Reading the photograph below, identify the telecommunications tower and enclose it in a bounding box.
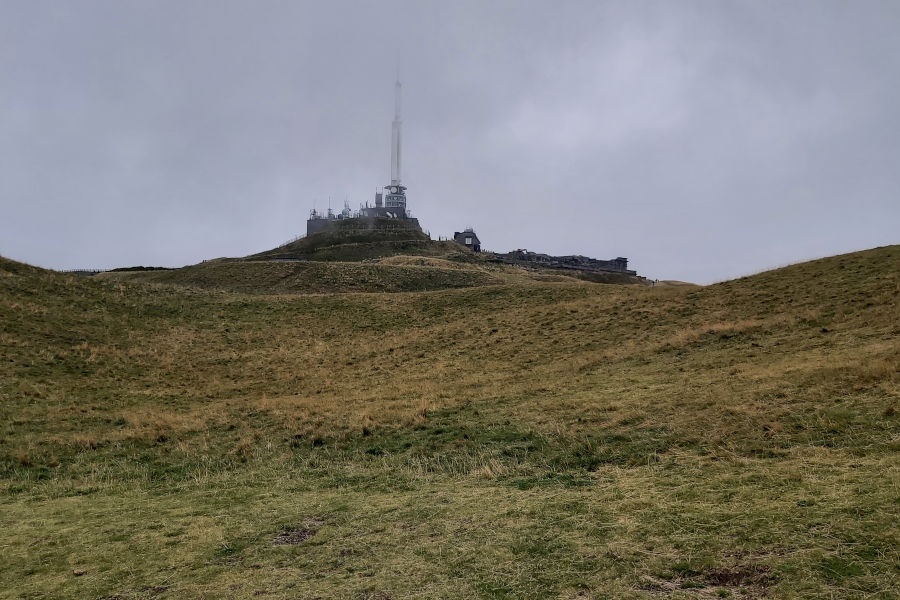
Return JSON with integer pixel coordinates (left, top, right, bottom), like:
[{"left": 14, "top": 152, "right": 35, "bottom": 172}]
[{"left": 383, "top": 78, "right": 407, "bottom": 213}]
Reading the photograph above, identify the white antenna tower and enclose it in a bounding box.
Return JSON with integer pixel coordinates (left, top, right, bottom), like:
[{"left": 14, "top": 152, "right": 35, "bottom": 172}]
[{"left": 390, "top": 78, "right": 402, "bottom": 185}]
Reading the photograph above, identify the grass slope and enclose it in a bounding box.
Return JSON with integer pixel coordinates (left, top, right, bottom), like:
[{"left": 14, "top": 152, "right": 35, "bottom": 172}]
[
  {"left": 1, "top": 246, "right": 898, "bottom": 599},
  {"left": 99, "top": 259, "right": 503, "bottom": 294}
]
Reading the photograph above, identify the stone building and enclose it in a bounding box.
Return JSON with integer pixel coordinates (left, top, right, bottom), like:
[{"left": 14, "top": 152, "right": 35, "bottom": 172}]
[
  {"left": 494, "top": 249, "right": 633, "bottom": 274},
  {"left": 453, "top": 228, "right": 481, "bottom": 252}
]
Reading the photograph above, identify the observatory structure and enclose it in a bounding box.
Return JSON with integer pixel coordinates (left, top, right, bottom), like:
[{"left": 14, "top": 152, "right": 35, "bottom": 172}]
[{"left": 307, "top": 79, "right": 419, "bottom": 235}]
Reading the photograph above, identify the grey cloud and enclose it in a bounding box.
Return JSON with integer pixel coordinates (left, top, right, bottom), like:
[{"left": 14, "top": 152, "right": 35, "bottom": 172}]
[{"left": 1, "top": 0, "right": 897, "bottom": 282}]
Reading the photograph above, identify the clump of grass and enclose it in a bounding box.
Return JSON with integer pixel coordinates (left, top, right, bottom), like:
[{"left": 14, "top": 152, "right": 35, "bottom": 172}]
[
  {"left": 15, "top": 451, "right": 31, "bottom": 467},
  {"left": 74, "top": 437, "right": 98, "bottom": 450},
  {"left": 234, "top": 438, "right": 255, "bottom": 457}
]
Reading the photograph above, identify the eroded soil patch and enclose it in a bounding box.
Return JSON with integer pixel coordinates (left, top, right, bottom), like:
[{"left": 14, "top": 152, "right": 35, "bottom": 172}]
[
  {"left": 707, "top": 565, "right": 773, "bottom": 588},
  {"left": 272, "top": 518, "right": 324, "bottom": 545},
  {"left": 640, "top": 564, "right": 774, "bottom": 598}
]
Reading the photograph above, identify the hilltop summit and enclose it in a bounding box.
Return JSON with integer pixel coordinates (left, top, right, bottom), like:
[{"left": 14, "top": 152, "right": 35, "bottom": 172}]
[{"left": 245, "top": 217, "right": 462, "bottom": 263}]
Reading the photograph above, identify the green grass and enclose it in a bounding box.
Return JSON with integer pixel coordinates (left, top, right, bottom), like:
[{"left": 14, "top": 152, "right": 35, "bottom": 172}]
[{"left": 1, "top": 245, "right": 898, "bottom": 599}]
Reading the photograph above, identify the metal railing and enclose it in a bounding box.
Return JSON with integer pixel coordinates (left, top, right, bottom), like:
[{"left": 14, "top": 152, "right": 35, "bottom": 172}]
[{"left": 278, "top": 233, "right": 306, "bottom": 247}]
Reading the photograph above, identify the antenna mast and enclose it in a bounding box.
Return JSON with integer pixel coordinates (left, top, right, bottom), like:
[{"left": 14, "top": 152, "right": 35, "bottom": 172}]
[{"left": 390, "top": 78, "right": 402, "bottom": 185}]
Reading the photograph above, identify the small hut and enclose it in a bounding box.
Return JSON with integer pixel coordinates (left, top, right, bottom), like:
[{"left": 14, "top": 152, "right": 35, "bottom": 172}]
[{"left": 453, "top": 228, "right": 481, "bottom": 252}]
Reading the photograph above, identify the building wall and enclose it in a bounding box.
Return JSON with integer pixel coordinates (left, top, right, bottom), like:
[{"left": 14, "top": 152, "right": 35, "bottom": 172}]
[
  {"left": 307, "top": 215, "right": 421, "bottom": 237},
  {"left": 494, "top": 250, "right": 634, "bottom": 274}
]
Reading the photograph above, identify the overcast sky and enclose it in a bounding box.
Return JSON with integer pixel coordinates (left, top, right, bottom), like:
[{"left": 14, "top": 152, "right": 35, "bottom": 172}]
[{"left": 1, "top": 1, "right": 897, "bottom": 283}]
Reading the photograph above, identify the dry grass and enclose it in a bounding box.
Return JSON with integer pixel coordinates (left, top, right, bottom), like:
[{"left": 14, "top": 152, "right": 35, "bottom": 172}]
[{"left": 0, "top": 246, "right": 898, "bottom": 599}]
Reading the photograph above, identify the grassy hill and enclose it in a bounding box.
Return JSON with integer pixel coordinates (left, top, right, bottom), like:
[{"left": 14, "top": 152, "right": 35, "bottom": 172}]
[
  {"left": 98, "top": 259, "right": 504, "bottom": 294},
  {"left": 105, "top": 219, "right": 646, "bottom": 294},
  {"left": 99, "top": 254, "right": 645, "bottom": 295},
  {"left": 1, "top": 246, "right": 898, "bottom": 599}
]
